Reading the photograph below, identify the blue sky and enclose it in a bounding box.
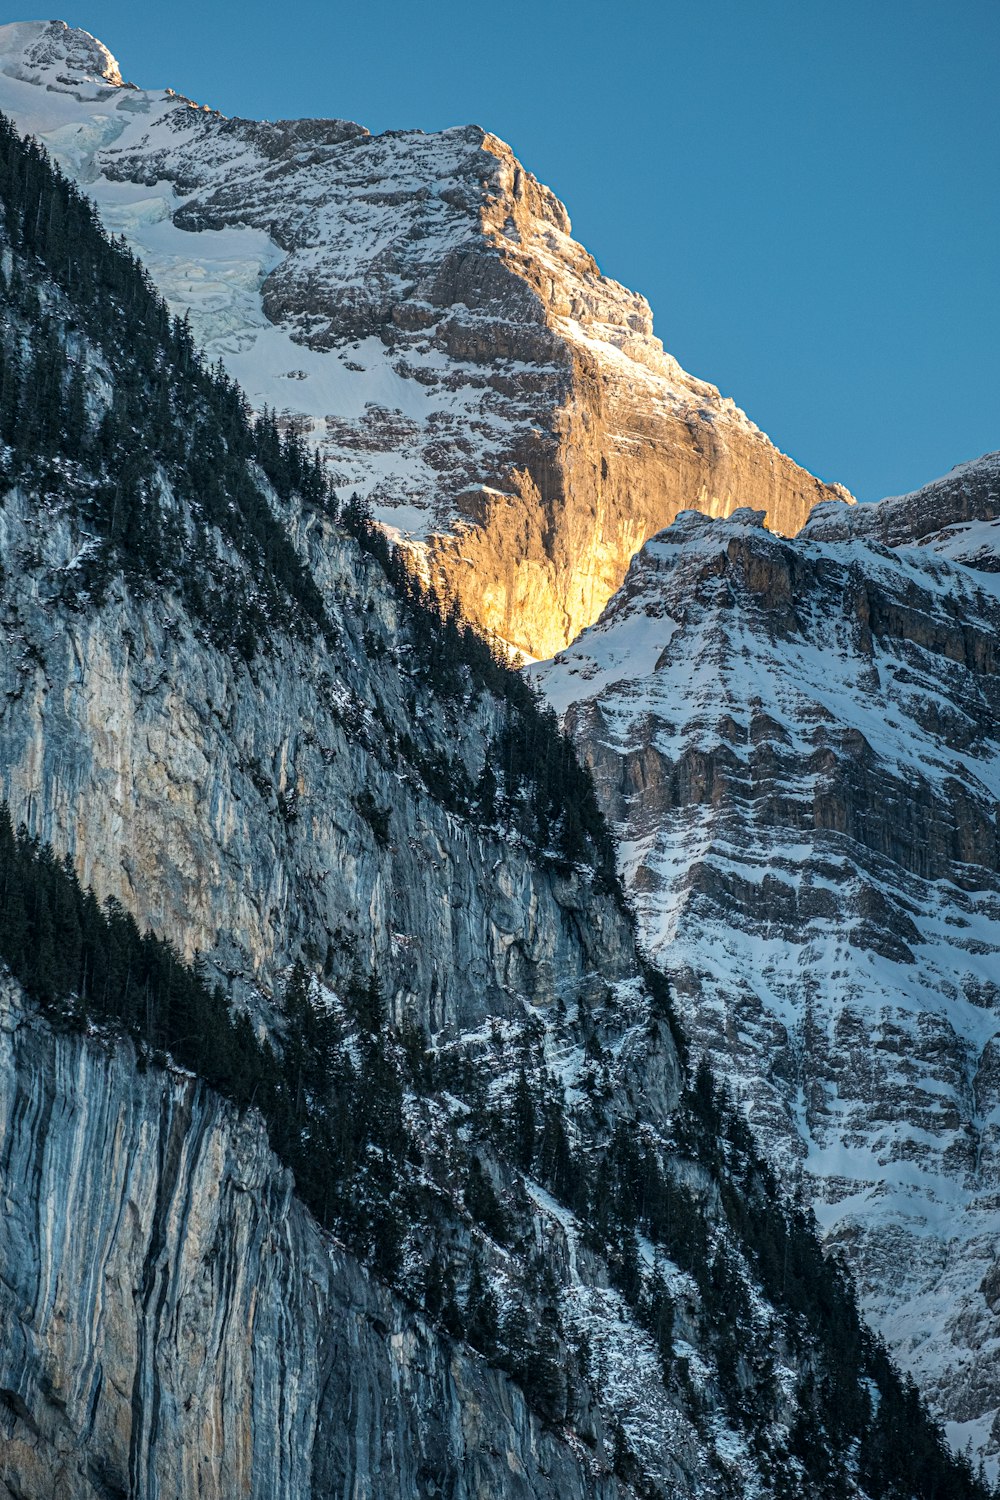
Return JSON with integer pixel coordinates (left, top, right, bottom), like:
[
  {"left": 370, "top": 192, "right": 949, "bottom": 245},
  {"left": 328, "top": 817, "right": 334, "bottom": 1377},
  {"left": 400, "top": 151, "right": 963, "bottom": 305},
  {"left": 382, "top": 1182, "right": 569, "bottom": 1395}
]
[{"left": 59, "top": 0, "right": 998, "bottom": 501}]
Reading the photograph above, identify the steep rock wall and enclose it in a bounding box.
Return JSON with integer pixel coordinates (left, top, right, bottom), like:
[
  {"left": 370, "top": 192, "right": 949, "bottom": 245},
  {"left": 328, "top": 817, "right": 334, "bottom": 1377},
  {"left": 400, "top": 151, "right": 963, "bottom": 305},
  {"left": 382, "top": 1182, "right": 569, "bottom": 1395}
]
[
  {"left": 0, "top": 975, "right": 623, "bottom": 1500},
  {"left": 417, "top": 134, "right": 853, "bottom": 657},
  {"left": 0, "top": 486, "right": 633, "bottom": 1029}
]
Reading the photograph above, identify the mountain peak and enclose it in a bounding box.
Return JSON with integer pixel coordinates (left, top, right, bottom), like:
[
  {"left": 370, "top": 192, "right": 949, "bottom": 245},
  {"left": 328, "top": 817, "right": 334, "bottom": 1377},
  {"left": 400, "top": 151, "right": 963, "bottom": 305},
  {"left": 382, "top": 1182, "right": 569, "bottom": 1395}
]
[
  {"left": 0, "top": 18, "right": 853, "bottom": 660},
  {"left": 0, "top": 19, "right": 125, "bottom": 91},
  {"left": 802, "top": 447, "right": 1000, "bottom": 550}
]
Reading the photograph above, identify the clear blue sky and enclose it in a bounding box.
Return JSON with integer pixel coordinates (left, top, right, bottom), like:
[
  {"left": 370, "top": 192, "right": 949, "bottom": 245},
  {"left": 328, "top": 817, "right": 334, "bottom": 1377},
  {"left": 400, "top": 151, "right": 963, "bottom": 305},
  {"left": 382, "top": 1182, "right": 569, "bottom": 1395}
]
[{"left": 59, "top": 0, "right": 998, "bottom": 501}]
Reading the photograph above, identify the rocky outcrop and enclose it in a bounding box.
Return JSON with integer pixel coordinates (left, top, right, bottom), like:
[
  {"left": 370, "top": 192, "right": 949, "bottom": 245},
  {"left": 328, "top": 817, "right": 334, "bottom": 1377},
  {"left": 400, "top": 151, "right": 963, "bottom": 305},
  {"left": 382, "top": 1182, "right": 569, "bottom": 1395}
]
[
  {"left": 535, "top": 456, "right": 1000, "bottom": 1477},
  {"left": 0, "top": 20, "right": 851, "bottom": 658},
  {"left": 803, "top": 449, "right": 1000, "bottom": 551},
  {"left": 0, "top": 479, "right": 828, "bottom": 1497},
  {"left": 0, "top": 974, "right": 628, "bottom": 1500},
  {"left": 0, "top": 473, "right": 738, "bottom": 1495}
]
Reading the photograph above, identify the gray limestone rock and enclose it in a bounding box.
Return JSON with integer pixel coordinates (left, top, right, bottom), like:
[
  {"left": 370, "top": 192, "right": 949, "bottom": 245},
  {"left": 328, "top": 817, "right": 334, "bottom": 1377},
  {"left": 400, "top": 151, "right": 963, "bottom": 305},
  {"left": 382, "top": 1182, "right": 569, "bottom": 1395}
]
[{"left": 0, "top": 975, "right": 624, "bottom": 1500}]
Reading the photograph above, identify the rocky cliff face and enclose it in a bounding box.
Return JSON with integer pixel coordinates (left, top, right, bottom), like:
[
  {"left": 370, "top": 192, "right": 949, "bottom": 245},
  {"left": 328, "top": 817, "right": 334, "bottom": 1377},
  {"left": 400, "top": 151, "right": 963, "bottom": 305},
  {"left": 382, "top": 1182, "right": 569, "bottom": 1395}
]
[
  {"left": 0, "top": 19, "right": 851, "bottom": 658},
  {"left": 535, "top": 453, "right": 1000, "bottom": 1476},
  {"left": 0, "top": 477, "right": 712, "bottom": 1494},
  {"left": 0, "top": 474, "right": 866, "bottom": 1500},
  {"left": 0, "top": 972, "right": 634, "bottom": 1500},
  {"left": 0, "top": 473, "right": 636, "bottom": 1031}
]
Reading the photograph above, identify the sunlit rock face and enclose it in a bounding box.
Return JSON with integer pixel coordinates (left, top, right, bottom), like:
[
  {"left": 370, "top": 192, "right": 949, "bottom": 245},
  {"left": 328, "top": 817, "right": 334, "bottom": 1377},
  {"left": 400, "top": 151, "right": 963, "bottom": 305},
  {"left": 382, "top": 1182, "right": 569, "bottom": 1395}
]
[
  {"left": 534, "top": 452, "right": 1000, "bottom": 1476},
  {"left": 0, "top": 19, "right": 850, "bottom": 657}
]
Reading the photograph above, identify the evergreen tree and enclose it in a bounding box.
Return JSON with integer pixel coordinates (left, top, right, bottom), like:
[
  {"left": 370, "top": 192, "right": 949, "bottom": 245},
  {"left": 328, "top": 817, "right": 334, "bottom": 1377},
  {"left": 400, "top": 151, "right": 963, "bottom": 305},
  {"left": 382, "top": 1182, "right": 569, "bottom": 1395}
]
[
  {"left": 511, "top": 1067, "right": 536, "bottom": 1169},
  {"left": 464, "top": 1257, "right": 500, "bottom": 1357}
]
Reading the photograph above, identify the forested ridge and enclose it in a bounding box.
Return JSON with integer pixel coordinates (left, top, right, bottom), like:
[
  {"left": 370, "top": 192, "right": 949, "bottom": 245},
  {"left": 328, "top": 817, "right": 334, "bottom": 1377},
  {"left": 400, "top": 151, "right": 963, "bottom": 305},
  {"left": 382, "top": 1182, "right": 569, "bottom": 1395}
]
[{"left": 0, "top": 114, "right": 331, "bottom": 656}]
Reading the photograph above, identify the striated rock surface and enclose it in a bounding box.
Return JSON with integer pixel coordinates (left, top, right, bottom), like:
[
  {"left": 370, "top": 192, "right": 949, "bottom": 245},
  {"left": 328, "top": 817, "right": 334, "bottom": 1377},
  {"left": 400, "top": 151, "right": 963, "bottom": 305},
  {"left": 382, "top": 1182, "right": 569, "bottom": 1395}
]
[
  {"left": 0, "top": 19, "right": 851, "bottom": 657},
  {"left": 0, "top": 474, "right": 866, "bottom": 1500},
  {"left": 0, "top": 390, "right": 721, "bottom": 1496},
  {"left": 0, "top": 478, "right": 634, "bottom": 1032},
  {"left": 0, "top": 479, "right": 728, "bottom": 1495},
  {"left": 535, "top": 453, "right": 1000, "bottom": 1475},
  {"left": 0, "top": 973, "right": 629, "bottom": 1500}
]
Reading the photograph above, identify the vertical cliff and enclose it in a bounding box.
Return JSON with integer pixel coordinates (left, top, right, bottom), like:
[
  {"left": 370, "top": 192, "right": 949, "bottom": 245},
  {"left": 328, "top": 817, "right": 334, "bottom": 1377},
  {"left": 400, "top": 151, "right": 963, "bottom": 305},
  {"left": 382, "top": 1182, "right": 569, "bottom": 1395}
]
[
  {"left": 0, "top": 974, "right": 631, "bottom": 1500},
  {"left": 0, "top": 474, "right": 636, "bottom": 1028}
]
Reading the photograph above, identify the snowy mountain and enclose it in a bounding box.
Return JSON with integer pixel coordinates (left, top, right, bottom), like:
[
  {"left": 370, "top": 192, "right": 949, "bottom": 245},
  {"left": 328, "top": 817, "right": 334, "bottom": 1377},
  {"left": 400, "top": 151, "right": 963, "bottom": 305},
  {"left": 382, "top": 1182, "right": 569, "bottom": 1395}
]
[
  {"left": 1, "top": 105, "right": 983, "bottom": 1500},
  {"left": 0, "top": 19, "right": 851, "bottom": 657},
  {"left": 534, "top": 453, "right": 1000, "bottom": 1476}
]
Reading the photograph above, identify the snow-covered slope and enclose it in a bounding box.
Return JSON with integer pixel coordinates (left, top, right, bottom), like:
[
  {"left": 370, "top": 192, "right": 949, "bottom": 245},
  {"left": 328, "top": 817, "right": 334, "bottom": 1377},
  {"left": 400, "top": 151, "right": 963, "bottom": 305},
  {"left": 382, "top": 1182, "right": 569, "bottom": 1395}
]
[
  {"left": 0, "top": 19, "right": 851, "bottom": 657},
  {"left": 533, "top": 452, "right": 1000, "bottom": 1476}
]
